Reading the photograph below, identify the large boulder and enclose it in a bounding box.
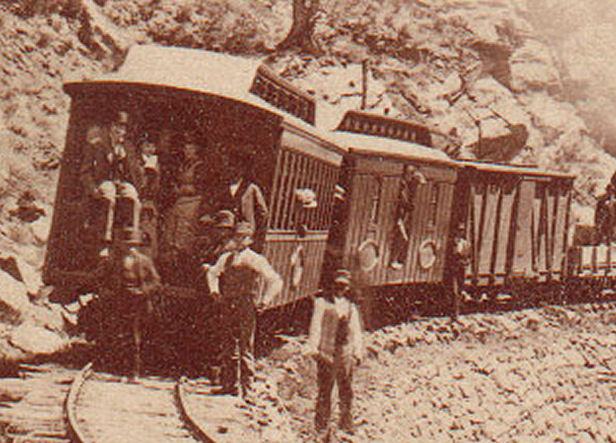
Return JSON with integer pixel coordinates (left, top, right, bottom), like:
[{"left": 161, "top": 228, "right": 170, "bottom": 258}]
[
  {"left": 509, "top": 40, "right": 560, "bottom": 92},
  {"left": 29, "top": 213, "right": 51, "bottom": 246},
  {"left": 0, "top": 270, "right": 31, "bottom": 320},
  {"left": 8, "top": 321, "right": 69, "bottom": 355},
  {"left": 16, "top": 257, "right": 43, "bottom": 297}
]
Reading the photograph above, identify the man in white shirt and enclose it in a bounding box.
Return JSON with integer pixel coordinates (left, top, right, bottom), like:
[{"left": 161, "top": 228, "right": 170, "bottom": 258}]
[
  {"left": 309, "top": 269, "right": 364, "bottom": 438},
  {"left": 204, "top": 222, "right": 282, "bottom": 397}
]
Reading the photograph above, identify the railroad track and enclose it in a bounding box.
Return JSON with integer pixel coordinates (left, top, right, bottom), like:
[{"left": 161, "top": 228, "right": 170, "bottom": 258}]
[{"left": 64, "top": 363, "right": 258, "bottom": 442}]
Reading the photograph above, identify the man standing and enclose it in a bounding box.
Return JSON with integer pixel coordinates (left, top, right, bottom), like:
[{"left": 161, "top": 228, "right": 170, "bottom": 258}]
[
  {"left": 137, "top": 134, "right": 161, "bottom": 259},
  {"left": 205, "top": 222, "right": 282, "bottom": 397},
  {"left": 596, "top": 174, "right": 616, "bottom": 244},
  {"left": 221, "top": 151, "right": 269, "bottom": 250},
  {"left": 308, "top": 269, "right": 364, "bottom": 439},
  {"left": 447, "top": 222, "right": 471, "bottom": 321},
  {"left": 81, "top": 111, "right": 142, "bottom": 257},
  {"left": 97, "top": 227, "right": 161, "bottom": 378}
]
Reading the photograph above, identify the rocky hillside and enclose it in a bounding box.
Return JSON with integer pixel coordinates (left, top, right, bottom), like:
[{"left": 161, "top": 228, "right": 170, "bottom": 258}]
[
  {"left": 1, "top": 0, "right": 615, "bottom": 222},
  {"left": 0, "top": 0, "right": 615, "bottom": 356}
]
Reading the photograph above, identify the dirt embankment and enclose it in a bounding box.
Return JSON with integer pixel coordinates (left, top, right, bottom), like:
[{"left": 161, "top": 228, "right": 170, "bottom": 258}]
[{"left": 259, "top": 303, "right": 616, "bottom": 442}]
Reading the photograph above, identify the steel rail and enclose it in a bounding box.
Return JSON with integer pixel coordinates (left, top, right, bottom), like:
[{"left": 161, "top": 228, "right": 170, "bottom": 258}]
[
  {"left": 64, "top": 362, "right": 93, "bottom": 443},
  {"left": 175, "top": 376, "right": 215, "bottom": 443}
]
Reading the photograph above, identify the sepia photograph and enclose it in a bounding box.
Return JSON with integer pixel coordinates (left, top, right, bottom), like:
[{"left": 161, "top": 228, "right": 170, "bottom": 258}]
[{"left": 0, "top": 0, "right": 616, "bottom": 441}]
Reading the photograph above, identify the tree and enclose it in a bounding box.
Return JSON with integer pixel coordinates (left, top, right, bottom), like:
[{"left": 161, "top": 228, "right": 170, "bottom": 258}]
[{"left": 277, "top": 0, "right": 321, "bottom": 54}]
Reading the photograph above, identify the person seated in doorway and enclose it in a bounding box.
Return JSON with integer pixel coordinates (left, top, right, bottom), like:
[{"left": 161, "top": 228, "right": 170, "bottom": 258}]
[
  {"left": 137, "top": 134, "right": 161, "bottom": 259},
  {"left": 80, "top": 110, "right": 143, "bottom": 258}
]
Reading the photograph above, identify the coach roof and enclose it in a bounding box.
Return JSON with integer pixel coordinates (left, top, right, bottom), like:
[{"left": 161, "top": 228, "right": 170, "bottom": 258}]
[
  {"left": 63, "top": 45, "right": 341, "bottom": 151},
  {"left": 332, "top": 129, "right": 457, "bottom": 166},
  {"left": 457, "top": 159, "right": 575, "bottom": 179}
]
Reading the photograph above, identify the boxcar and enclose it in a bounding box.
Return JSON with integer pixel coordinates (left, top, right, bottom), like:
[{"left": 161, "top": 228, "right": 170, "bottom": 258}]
[
  {"left": 43, "top": 45, "right": 344, "bottom": 309},
  {"left": 326, "top": 111, "right": 460, "bottom": 289},
  {"left": 452, "top": 160, "right": 574, "bottom": 292}
]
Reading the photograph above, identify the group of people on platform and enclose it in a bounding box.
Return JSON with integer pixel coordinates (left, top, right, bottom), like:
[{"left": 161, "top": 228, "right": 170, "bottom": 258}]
[
  {"left": 79, "top": 110, "right": 364, "bottom": 439},
  {"left": 79, "top": 110, "right": 269, "bottom": 264}
]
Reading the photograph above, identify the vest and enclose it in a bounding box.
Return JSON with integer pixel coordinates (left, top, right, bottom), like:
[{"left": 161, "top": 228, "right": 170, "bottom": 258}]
[{"left": 219, "top": 251, "right": 260, "bottom": 303}]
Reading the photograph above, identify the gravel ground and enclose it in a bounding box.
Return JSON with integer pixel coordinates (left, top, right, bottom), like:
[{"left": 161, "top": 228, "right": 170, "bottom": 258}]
[{"left": 257, "top": 302, "right": 616, "bottom": 442}]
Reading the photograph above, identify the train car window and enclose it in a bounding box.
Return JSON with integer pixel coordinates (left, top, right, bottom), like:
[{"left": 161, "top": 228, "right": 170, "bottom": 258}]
[
  {"left": 369, "top": 175, "right": 383, "bottom": 228},
  {"left": 427, "top": 183, "right": 440, "bottom": 230}
]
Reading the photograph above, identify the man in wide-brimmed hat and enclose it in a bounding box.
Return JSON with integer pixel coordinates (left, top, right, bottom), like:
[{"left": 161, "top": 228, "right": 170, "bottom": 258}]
[
  {"left": 204, "top": 221, "right": 282, "bottom": 397},
  {"left": 308, "top": 268, "right": 364, "bottom": 439}
]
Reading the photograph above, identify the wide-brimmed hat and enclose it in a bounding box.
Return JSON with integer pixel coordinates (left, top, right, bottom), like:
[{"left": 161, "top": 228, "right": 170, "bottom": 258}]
[
  {"left": 333, "top": 268, "right": 351, "bottom": 286},
  {"left": 213, "top": 210, "right": 236, "bottom": 229}
]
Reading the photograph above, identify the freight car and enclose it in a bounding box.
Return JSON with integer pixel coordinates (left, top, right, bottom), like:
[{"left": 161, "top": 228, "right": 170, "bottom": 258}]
[{"left": 452, "top": 160, "right": 575, "bottom": 301}]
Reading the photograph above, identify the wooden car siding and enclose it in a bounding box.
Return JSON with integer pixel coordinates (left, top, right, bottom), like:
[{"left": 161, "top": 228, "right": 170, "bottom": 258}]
[
  {"left": 552, "top": 189, "right": 571, "bottom": 276},
  {"left": 492, "top": 185, "right": 516, "bottom": 283},
  {"left": 342, "top": 162, "right": 455, "bottom": 287},
  {"left": 263, "top": 231, "right": 330, "bottom": 308},
  {"left": 374, "top": 175, "right": 400, "bottom": 284},
  {"left": 265, "top": 139, "right": 342, "bottom": 306},
  {"left": 511, "top": 180, "right": 535, "bottom": 277},
  {"left": 465, "top": 176, "right": 572, "bottom": 286}
]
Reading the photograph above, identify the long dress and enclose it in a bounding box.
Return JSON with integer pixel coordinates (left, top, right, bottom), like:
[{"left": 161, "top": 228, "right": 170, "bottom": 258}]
[{"left": 160, "top": 158, "right": 207, "bottom": 280}]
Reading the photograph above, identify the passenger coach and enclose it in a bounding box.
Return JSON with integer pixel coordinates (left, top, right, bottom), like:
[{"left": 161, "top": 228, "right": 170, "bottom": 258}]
[
  {"left": 43, "top": 45, "right": 344, "bottom": 309},
  {"left": 326, "top": 111, "right": 460, "bottom": 290}
]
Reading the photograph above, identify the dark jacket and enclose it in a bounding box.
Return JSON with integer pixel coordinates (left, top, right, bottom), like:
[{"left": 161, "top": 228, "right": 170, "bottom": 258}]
[
  {"left": 80, "top": 125, "right": 142, "bottom": 197},
  {"left": 596, "top": 193, "right": 616, "bottom": 243}
]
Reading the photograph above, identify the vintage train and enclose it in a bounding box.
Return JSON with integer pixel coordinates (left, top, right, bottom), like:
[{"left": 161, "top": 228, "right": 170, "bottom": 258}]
[{"left": 43, "top": 45, "right": 606, "bottom": 335}]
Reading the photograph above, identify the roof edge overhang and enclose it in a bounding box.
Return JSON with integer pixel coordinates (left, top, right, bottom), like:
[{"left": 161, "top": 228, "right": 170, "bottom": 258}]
[
  {"left": 63, "top": 80, "right": 282, "bottom": 121},
  {"left": 458, "top": 160, "right": 576, "bottom": 180},
  {"left": 348, "top": 147, "right": 460, "bottom": 168}
]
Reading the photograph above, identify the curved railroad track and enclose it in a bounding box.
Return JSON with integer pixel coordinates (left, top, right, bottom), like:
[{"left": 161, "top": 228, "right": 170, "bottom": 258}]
[{"left": 64, "top": 363, "right": 255, "bottom": 442}]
